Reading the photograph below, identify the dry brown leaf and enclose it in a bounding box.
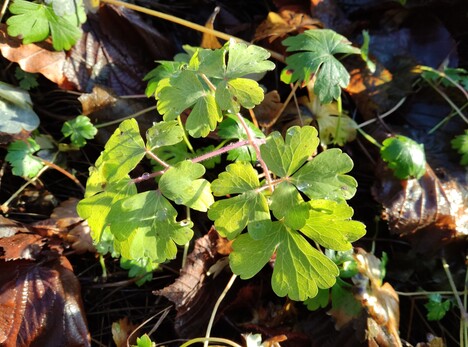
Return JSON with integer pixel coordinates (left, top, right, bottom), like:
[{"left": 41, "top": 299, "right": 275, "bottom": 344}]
[
  {"left": 0, "top": 25, "right": 67, "bottom": 86},
  {"left": 353, "top": 249, "right": 401, "bottom": 347},
  {"left": 112, "top": 317, "right": 138, "bottom": 347},
  {"left": 372, "top": 163, "right": 468, "bottom": 251},
  {"left": 0, "top": 233, "right": 45, "bottom": 261},
  {"left": 155, "top": 228, "right": 230, "bottom": 337},
  {"left": 254, "top": 10, "right": 321, "bottom": 44},
  {"left": 0, "top": 256, "right": 90, "bottom": 347},
  {"left": 50, "top": 198, "right": 95, "bottom": 254},
  {"left": 255, "top": 91, "right": 284, "bottom": 128},
  {"left": 78, "top": 85, "right": 118, "bottom": 116},
  {"left": 200, "top": 6, "right": 222, "bottom": 49}
]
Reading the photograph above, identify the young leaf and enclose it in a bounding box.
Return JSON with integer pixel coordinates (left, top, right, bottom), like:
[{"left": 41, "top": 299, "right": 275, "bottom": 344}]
[
  {"left": 6, "top": 138, "right": 44, "bottom": 178},
  {"left": 208, "top": 191, "right": 270, "bottom": 239},
  {"left": 109, "top": 191, "right": 193, "bottom": 263},
  {"left": 291, "top": 148, "right": 357, "bottom": 201},
  {"left": 451, "top": 130, "right": 468, "bottom": 166},
  {"left": 230, "top": 220, "right": 339, "bottom": 301},
  {"left": 14, "top": 68, "right": 39, "bottom": 90},
  {"left": 159, "top": 160, "right": 214, "bottom": 212},
  {"left": 157, "top": 70, "right": 222, "bottom": 137},
  {"left": 146, "top": 120, "right": 184, "bottom": 150},
  {"left": 61, "top": 115, "right": 97, "bottom": 147},
  {"left": 300, "top": 200, "right": 366, "bottom": 251},
  {"left": 211, "top": 161, "right": 261, "bottom": 196},
  {"left": 270, "top": 182, "right": 310, "bottom": 230},
  {"left": 281, "top": 29, "right": 361, "bottom": 103},
  {"left": 260, "top": 125, "right": 320, "bottom": 177},
  {"left": 120, "top": 256, "right": 159, "bottom": 286},
  {"left": 380, "top": 135, "right": 426, "bottom": 179},
  {"left": 7, "top": 0, "right": 85, "bottom": 51},
  {"left": 425, "top": 294, "right": 452, "bottom": 321},
  {"left": 132, "top": 334, "right": 155, "bottom": 347}
]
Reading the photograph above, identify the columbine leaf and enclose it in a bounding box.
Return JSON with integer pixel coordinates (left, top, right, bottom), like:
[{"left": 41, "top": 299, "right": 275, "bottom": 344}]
[
  {"left": 144, "top": 61, "right": 184, "bottom": 97},
  {"left": 0, "top": 81, "right": 39, "bottom": 134},
  {"left": 260, "top": 126, "right": 320, "bottom": 177},
  {"left": 224, "top": 40, "right": 276, "bottom": 79},
  {"left": 77, "top": 178, "right": 136, "bottom": 244},
  {"left": 451, "top": 130, "right": 468, "bottom": 166},
  {"left": 109, "top": 191, "right": 193, "bottom": 263},
  {"left": 291, "top": 148, "right": 356, "bottom": 200},
  {"left": 380, "top": 135, "right": 426, "bottom": 179},
  {"left": 300, "top": 200, "right": 366, "bottom": 251},
  {"left": 14, "top": 68, "right": 39, "bottom": 90},
  {"left": 91, "top": 119, "right": 146, "bottom": 188},
  {"left": 281, "top": 29, "right": 360, "bottom": 103},
  {"left": 270, "top": 182, "right": 310, "bottom": 230},
  {"left": 6, "top": 138, "right": 44, "bottom": 178},
  {"left": 61, "top": 115, "right": 97, "bottom": 147},
  {"left": 425, "top": 294, "right": 452, "bottom": 321},
  {"left": 208, "top": 191, "right": 270, "bottom": 239},
  {"left": 215, "top": 78, "right": 264, "bottom": 113},
  {"left": 159, "top": 161, "right": 214, "bottom": 212},
  {"left": 157, "top": 70, "right": 222, "bottom": 137},
  {"left": 7, "top": 0, "right": 84, "bottom": 51},
  {"left": 146, "top": 120, "right": 184, "bottom": 150},
  {"left": 211, "top": 161, "right": 261, "bottom": 196},
  {"left": 230, "top": 220, "right": 338, "bottom": 301}
]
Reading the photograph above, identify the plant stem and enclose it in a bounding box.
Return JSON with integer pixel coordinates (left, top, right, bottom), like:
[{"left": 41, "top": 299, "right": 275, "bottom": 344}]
[
  {"left": 191, "top": 138, "right": 265, "bottom": 164},
  {"left": 428, "top": 102, "right": 468, "bottom": 134},
  {"left": 235, "top": 113, "right": 274, "bottom": 191},
  {"left": 177, "top": 115, "right": 195, "bottom": 153},
  {"left": 40, "top": 158, "right": 85, "bottom": 192},
  {"left": 357, "top": 97, "right": 407, "bottom": 129},
  {"left": 145, "top": 148, "right": 170, "bottom": 168},
  {"left": 356, "top": 128, "right": 382, "bottom": 149},
  {"left": 179, "top": 337, "right": 241, "bottom": 347},
  {"left": 418, "top": 65, "right": 468, "bottom": 101},
  {"left": 204, "top": 274, "right": 237, "bottom": 347},
  {"left": 94, "top": 105, "right": 158, "bottom": 128},
  {"left": 426, "top": 79, "right": 468, "bottom": 124},
  {"left": 333, "top": 95, "right": 343, "bottom": 145},
  {"left": 441, "top": 257, "right": 468, "bottom": 324},
  {"left": 101, "top": 0, "right": 284, "bottom": 63},
  {"left": 264, "top": 82, "right": 300, "bottom": 129}
]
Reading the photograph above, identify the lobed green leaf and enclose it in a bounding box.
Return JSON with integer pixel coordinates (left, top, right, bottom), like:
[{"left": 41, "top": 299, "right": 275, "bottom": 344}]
[
  {"left": 270, "top": 182, "right": 310, "bottom": 230},
  {"left": 211, "top": 161, "right": 261, "bottom": 196},
  {"left": 5, "top": 138, "right": 44, "bottom": 178},
  {"left": 300, "top": 200, "right": 366, "bottom": 251},
  {"left": 146, "top": 120, "right": 184, "bottom": 150},
  {"left": 61, "top": 115, "right": 97, "bottom": 147},
  {"left": 291, "top": 148, "right": 356, "bottom": 200},
  {"left": 260, "top": 126, "right": 319, "bottom": 177},
  {"left": 109, "top": 191, "right": 193, "bottom": 263},
  {"left": 230, "top": 220, "right": 339, "bottom": 301},
  {"left": 159, "top": 160, "right": 214, "bottom": 212}
]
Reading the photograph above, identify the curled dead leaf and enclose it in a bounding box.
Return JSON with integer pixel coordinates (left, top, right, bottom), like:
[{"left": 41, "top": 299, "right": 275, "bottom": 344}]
[{"left": 0, "top": 256, "right": 90, "bottom": 347}]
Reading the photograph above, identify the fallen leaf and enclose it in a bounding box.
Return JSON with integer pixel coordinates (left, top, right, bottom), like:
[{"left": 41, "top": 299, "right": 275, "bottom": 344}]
[
  {"left": 353, "top": 248, "right": 401, "bottom": 347},
  {"left": 0, "top": 256, "right": 90, "bottom": 347},
  {"left": 78, "top": 85, "right": 118, "bottom": 116},
  {"left": 200, "top": 6, "right": 222, "bottom": 49},
  {"left": 255, "top": 90, "right": 284, "bottom": 128},
  {"left": 0, "top": 24, "right": 67, "bottom": 86},
  {"left": 254, "top": 10, "right": 321, "bottom": 44},
  {"left": 112, "top": 317, "right": 138, "bottom": 347},
  {"left": 372, "top": 163, "right": 468, "bottom": 251},
  {"left": 63, "top": 4, "right": 175, "bottom": 95},
  {"left": 0, "top": 233, "right": 45, "bottom": 261},
  {"left": 49, "top": 198, "right": 95, "bottom": 254},
  {"left": 155, "top": 227, "right": 231, "bottom": 337}
]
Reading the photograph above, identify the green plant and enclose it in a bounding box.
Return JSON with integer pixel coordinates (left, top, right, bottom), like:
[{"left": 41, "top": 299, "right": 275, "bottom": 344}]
[
  {"left": 6, "top": 0, "right": 86, "bottom": 51},
  {"left": 77, "top": 34, "right": 367, "bottom": 302}
]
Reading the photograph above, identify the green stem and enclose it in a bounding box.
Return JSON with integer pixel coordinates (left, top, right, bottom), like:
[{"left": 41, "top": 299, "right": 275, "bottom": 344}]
[
  {"left": 333, "top": 95, "right": 343, "bottom": 145},
  {"left": 204, "top": 274, "right": 237, "bottom": 347},
  {"left": 99, "top": 254, "right": 108, "bottom": 279},
  {"left": 418, "top": 65, "right": 468, "bottom": 101},
  {"left": 426, "top": 79, "right": 468, "bottom": 125},
  {"left": 264, "top": 82, "right": 300, "bottom": 129},
  {"left": 428, "top": 102, "right": 468, "bottom": 134},
  {"left": 181, "top": 207, "right": 191, "bottom": 268},
  {"left": 94, "top": 105, "right": 157, "bottom": 128},
  {"left": 178, "top": 116, "right": 195, "bottom": 153},
  {"left": 356, "top": 128, "right": 382, "bottom": 149},
  {"left": 357, "top": 97, "right": 407, "bottom": 129},
  {"left": 179, "top": 337, "right": 241, "bottom": 347},
  {"left": 441, "top": 257, "right": 468, "bottom": 325}
]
